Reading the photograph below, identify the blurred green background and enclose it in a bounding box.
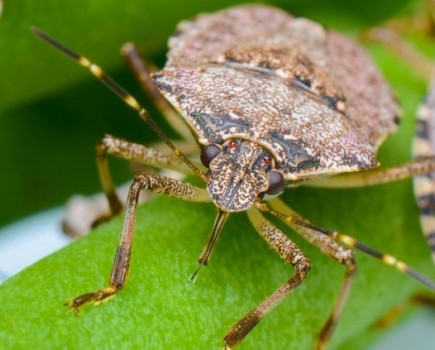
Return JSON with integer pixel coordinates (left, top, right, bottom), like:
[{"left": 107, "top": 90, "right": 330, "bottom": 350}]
[{"left": 0, "top": 0, "right": 418, "bottom": 228}]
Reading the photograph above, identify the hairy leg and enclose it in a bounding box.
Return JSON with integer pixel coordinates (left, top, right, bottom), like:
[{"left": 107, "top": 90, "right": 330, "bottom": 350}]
[
  {"left": 223, "top": 207, "right": 310, "bottom": 349},
  {"left": 96, "top": 134, "right": 200, "bottom": 217},
  {"left": 66, "top": 173, "right": 210, "bottom": 313},
  {"left": 259, "top": 199, "right": 355, "bottom": 349}
]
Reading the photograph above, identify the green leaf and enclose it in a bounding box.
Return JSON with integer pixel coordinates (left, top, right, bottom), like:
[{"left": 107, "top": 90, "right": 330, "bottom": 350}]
[
  {"left": 0, "top": 184, "right": 434, "bottom": 349},
  {"left": 1, "top": 0, "right": 434, "bottom": 349}
]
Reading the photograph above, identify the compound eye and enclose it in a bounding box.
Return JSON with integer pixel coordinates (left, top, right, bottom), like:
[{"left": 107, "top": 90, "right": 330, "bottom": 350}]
[
  {"left": 266, "top": 169, "right": 285, "bottom": 195},
  {"left": 229, "top": 140, "right": 237, "bottom": 150},
  {"left": 200, "top": 143, "right": 222, "bottom": 168}
]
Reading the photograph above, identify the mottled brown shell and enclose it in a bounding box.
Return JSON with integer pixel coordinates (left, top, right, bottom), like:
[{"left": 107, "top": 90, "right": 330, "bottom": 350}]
[{"left": 153, "top": 4, "right": 400, "bottom": 179}]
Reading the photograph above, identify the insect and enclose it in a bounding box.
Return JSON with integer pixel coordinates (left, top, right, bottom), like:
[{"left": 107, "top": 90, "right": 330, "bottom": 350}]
[{"left": 32, "top": 4, "right": 435, "bottom": 349}]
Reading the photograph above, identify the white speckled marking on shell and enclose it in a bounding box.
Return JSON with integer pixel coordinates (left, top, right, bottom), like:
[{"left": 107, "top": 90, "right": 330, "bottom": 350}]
[{"left": 154, "top": 4, "right": 400, "bottom": 179}]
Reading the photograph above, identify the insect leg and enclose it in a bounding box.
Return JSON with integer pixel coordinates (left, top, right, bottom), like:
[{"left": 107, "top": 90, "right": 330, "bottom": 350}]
[
  {"left": 120, "top": 43, "right": 194, "bottom": 141},
  {"left": 256, "top": 199, "right": 355, "bottom": 350},
  {"left": 96, "top": 134, "right": 200, "bottom": 214},
  {"left": 360, "top": 0, "right": 435, "bottom": 78},
  {"left": 223, "top": 207, "right": 310, "bottom": 349},
  {"left": 65, "top": 173, "right": 210, "bottom": 313},
  {"left": 66, "top": 134, "right": 202, "bottom": 235},
  {"left": 305, "top": 156, "right": 435, "bottom": 188},
  {"left": 306, "top": 140, "right": 435, "bottom": 264},
  {"left": 262, "top": 198, "right": 435, "bottom": 290},
  {"left": 31, "top": 27, "right": 207, "bottom": 183},
  {"left": 362, "top": 25, "right": 433, "bottom": 78},
  {"left": 258, "top": 197, "right": 435, "bottom": 348},
  {"left": 63, "top": 135, "right": 202, "bottom": 236}
]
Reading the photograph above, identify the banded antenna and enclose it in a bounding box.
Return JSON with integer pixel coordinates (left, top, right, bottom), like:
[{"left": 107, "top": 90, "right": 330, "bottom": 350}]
[{"left": 31, "top": 26, "right": 207, "bottom": 183}]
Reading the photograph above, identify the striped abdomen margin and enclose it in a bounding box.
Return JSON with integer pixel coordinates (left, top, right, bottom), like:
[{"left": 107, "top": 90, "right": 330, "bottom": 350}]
[{"left": 413, "top": 78, "right": 435, "bottom": 264}]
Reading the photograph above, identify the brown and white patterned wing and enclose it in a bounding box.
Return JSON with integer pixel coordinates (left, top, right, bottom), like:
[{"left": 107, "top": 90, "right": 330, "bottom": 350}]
[
  {"left": 167, "top": 5, "right": 400, "bottom": 151},
  {"left": 158, "top": 4, "right": 399, "bottom": 178},
  {"left": 153, "top": 65, "right": 378, "bottom": 179},
  {"left": 326, "top": 31, "right": 401, "bottom": 148},
  {"left": 167, "top": 5, "right": 293, "bottom": 66},
  {"left": 168, "top": 6, "right": 346, "bottom": 109}
]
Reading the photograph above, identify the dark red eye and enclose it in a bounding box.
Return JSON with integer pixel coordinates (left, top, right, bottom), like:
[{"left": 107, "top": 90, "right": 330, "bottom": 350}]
[
  {"left": 264, "top": 155, "right": 271, "bottom": 164},
  {"left": 229, "top": 140, "right": 237, "bottom": 149}
]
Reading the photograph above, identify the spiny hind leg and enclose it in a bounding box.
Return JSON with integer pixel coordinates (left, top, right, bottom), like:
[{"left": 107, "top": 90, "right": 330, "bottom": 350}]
[
  {"left": 223, "top": 208, "right": 311, "bottom": 349},
  {"left": 66, "top": 173, "right": 210, "bottom": 313},
  {"left": 258, "top": 199, "right": 356, "bottom": 350},
  {"left": 63, "top": 134, "right": 201, "bottom": 236},
  {"left": 120, "top": 43, "right": 194, "bottom": 141}
]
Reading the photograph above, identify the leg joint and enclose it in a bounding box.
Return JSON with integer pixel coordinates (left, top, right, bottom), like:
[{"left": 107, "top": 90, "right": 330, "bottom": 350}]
[
  {"left": 342, "top": 252, "right": 357, "bottom": 271},
  {"left": 96, "top": 134, "right": 116, "bottom": 157},
  {"left": 345, "top": 255, "right": 357, "bottom": 269},
  {"left": 130, "top": 174, "right": 149, "bottom": 194},
  {"left": 294, "top": 256, "right": 311, "bottom": 280},
  {"left": 293, "top": 254, "right": 311, "bottom": 271}
]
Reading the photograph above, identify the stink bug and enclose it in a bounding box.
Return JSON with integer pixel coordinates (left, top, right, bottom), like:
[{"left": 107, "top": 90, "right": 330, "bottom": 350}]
[{"left": 32, "top": 4, "right": 435, "bottom": 349}]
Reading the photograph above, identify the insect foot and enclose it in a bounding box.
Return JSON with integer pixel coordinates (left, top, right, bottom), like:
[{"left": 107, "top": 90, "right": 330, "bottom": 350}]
[{"left": 65, "top": 287, "right": 117, "bottom": 315}]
